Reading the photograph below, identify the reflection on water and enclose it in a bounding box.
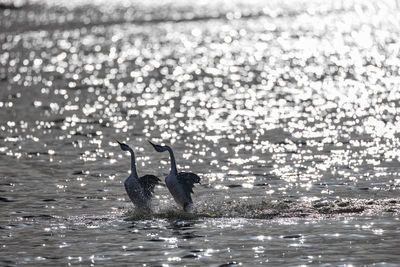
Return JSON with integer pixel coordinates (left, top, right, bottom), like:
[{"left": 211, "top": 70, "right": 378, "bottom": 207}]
[{"left": 1, "top": 0, "right": 400, "bottom": 265}]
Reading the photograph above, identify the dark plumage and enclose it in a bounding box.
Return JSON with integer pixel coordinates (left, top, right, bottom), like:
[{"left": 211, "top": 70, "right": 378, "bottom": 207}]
[
  {"left": 117, "top": 140, "right": 160, "bottom": 212},
  {"left": 139, "top": 175, "right": 160, "bottom": 199},
  {"left": 178, "top": 172, "right": 201, "bottom": 194},
  {"left": 148, "top": 141, "right": 201, "bottom": 212}
]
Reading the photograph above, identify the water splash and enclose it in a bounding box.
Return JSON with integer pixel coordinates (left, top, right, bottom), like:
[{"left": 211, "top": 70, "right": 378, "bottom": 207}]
[{"left": 123, "top": 198, "right": 400, "bottom": 221}]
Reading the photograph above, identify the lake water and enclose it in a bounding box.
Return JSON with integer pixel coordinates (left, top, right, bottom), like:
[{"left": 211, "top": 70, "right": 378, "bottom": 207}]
[{"left": 1, "top": 0, "right": 400, "bottom": 265}]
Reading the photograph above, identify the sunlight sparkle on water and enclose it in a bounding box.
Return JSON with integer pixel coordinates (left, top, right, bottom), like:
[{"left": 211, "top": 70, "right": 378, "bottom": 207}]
[{"left": 1, "top": 0, "right": 400, "bottom": 265}]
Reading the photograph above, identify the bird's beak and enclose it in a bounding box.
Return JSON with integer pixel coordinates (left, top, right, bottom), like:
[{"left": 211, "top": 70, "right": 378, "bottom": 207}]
[
  {"left": 147, "top": 139, "right": 156, "bottom": 148},
  {"left": 116, "top": 139, "right": 123, "bottom": 145}
]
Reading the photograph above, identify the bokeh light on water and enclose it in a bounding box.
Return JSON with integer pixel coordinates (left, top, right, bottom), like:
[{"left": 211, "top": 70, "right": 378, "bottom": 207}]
[{"left": 1, "top": 0, "right": 400, "bottom": 265}]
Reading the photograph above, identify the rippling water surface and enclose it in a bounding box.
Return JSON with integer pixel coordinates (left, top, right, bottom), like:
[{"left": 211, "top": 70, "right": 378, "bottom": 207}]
[{"left": 1, "top": 0, "right": 400, "bottom": 265}]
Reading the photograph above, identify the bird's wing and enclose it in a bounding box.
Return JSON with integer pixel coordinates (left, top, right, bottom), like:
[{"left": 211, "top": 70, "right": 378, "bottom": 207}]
[
  {"left": 139, "top": 175, "right": 161, "bottom": 198},
  {"left": 177, "top": 172, "right": 201, "bottom": 194}
]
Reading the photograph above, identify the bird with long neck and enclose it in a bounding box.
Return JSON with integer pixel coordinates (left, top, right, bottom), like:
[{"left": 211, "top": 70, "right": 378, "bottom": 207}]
[
  {"left": 117, "top": 140, "right": 160, "bottom": 212},
  {"left": 148, "top": 141, "right": 200, "bottom": 212}
]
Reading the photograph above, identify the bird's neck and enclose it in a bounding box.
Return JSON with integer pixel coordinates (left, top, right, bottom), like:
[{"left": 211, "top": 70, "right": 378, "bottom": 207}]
[
  {"left": 129, "top": 150, "right": 138, "bottom": 177},
  {"left": 166, "top": 146, "right": 178, "bottom": 175}
]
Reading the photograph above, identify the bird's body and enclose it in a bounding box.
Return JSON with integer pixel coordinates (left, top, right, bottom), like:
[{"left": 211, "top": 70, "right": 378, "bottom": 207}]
[
  {"left": 124, "top": 174, "right": 159, "bottom": 210},
  {"left": 117, "top": 141, "right": 160, "bottom": 212},
  {"left": 149, "top": 141, "right": 200, "bottom": 212},
  {"left": 165, "top": 173, "right": 190, "bottom": 210},
  {"left": 165, "top": 172, "right": 201, "bottom": 212}
]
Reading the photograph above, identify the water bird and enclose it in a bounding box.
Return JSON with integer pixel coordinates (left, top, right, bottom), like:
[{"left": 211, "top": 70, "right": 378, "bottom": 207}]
[
  {"left": 148, "top": 141, "right": 201, "bottom": 212},
  {"left": 117, "top": 140, "right": 160, "bottom": 212}
]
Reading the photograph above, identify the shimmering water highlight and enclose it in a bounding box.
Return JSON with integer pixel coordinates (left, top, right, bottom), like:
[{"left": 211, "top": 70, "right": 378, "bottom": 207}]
[{"left": 1, "top": 0, "right": 400, "bottom": 265}]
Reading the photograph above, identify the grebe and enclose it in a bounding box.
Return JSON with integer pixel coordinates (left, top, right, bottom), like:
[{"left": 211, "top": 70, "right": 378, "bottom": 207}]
[
  {"left": 117, "top": 140, "right": 160, "bottom": 212},
  {"left": 148, "top": 141, "right": 200, "bottom": 212}
]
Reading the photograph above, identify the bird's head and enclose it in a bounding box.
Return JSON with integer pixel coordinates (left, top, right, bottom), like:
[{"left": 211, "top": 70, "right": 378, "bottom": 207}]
[
  {"left": 116, "top": 140, "right": 132, "bottom": 152},
  {"left": 147, "top": 140, "right": 167, "bottom": 152}
]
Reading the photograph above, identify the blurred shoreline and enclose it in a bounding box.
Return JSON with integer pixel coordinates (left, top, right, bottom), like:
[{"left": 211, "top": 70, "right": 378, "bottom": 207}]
[{"left": 1, "top": 0, "right": 397, "bottom": 34}]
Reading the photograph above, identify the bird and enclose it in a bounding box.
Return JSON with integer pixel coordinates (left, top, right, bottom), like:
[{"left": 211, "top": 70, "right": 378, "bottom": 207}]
[
  {"left": 117, "top": 140, "right": 160, "bottom": 212},
  {"left": 148, "top": 140, "right": 200, "bottom": 212}
]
